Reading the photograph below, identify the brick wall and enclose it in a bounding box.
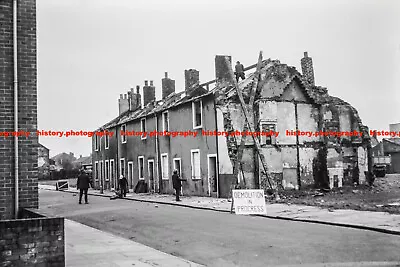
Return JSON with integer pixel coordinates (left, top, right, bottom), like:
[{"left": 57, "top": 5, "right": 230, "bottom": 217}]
[
  {"left": 300, "top": 52, "right": 315, "bottom": 86},
  {"left": 0, "top": 209, "right": 65, "bottom": 266},
  {"left": 0, "top": 0, "right": 38, "bottom": 220}
]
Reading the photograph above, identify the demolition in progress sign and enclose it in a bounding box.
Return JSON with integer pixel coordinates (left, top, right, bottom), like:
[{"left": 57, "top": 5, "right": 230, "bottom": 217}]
[{"left": 232, "top": 189, "right": 266, "bottom": 215}]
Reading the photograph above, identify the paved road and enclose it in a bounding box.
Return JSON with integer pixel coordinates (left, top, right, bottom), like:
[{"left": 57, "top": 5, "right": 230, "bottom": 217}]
[{"left": 39, "top": 190, "right": 400, "bottom": 267}]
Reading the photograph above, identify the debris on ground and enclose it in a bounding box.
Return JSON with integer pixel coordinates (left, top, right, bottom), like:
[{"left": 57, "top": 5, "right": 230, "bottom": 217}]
[{"left": 269, "top": 174, "right": 400, "bottom": 214}]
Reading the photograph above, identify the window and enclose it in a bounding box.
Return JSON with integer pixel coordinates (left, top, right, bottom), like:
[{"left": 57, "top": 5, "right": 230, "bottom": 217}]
[
  {"left": 162, "top": 111, "right": 169, "bottom": 132},
  {"left": 141, "top": 118, "right": 146, "bottom": 139},
  {"left": 105, "top": 134, "right": 109, "bottom": 149},
  {"left": 191, "top": 149, "right": 201, "bottom": 179},
  {"left": 121, "top": 124, "right": 127, "bottom": 143},
  {"left": 120, "top": 158, "right": 125, "bottom": 178},
  {"left": 161, "top": 153, "right": 169, "bottom": 180},
  {"left": 138, "top": 156, "right": 144, "bottom": 180},
  {"left": 105, "top": 160, "right": 109, "bottom": 181},
  {"left": 260, "top": 123, "right": 276, "bottom": 145},
  {"left": 94, "top": 136, "right": 99, "bottom": 151},
  {"left": 192, "top": 100, "right": 202, "bottom": 129},
  {"left": 95, "top": 161, "right": 99, "bottom": 181}
]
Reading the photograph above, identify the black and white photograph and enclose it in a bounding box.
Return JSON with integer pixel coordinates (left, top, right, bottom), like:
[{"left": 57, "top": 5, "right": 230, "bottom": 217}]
[{"left": 1, "top": 0, "right": 400, "bottom": 266}]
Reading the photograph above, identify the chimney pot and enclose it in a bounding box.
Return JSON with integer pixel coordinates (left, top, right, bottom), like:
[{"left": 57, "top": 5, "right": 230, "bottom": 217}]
[
  {"left": 136, "top": 85, "right": 140, "bottom": 95},
  {"left": 304, "top": 51, "right": 308, "bottom": 57},
  {"left": 150, "top": 80, "right": 154, "bottom": 86},
  {"left": 124, "top": 94, "right": 127, "bottom": 99},
  {"left": 165, "top": 72, "right": 168, "bottom": 78},
  {"left": 120, "top": 94, "right": 123, "bottom": 99},
  {"left": 145, "top": 80, "right": 148, "bottom": 86}
]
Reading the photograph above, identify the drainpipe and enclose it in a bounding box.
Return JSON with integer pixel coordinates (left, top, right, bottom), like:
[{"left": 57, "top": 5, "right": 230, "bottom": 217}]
[
  {"left": 155, "top": 114, "right": 161, "bottom": 193},
  {"left": 13, "top": 0, "right": 19, "bottom": 219},
  {"left": 214, "top": 101, "right": 220, "bottom": 198}
]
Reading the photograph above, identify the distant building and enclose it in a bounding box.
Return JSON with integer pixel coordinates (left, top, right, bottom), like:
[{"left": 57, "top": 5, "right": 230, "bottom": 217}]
[
  {"left": 51, "top": 152, "right": 77, "bottom": 171},
  {"left": 73, "top": 154, "right": 92, "bottom": 169},
  {"left": 372, "top": 124, "right": 400, "bottom": 173}
]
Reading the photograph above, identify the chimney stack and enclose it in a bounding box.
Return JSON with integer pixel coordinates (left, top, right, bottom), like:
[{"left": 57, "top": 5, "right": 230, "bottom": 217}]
[
  {"left": 215, "top": 55, "right": 233, "bottom": 87},
  {"left": 143, "top": 80, "right": 156, "bottom": 106},
  {"left": 301, "top": 51, "right": 315, "bottom": 86},
  {"left": 162, "top": 71, "right": 176, "bottom": 99},
  {"left": 119, "top": 93, "right": 130, "bottom": 115},
  {"left": 184, "top": 69, "right": 199, "bottom": 91},
  {"left": 136, "top": 85, "right": 141, "bottom": 108}
]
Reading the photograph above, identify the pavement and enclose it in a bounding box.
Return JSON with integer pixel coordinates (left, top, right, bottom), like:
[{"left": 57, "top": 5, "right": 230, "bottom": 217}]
[
  {"left": 65, "top": 219, "right": 204, "bottom": 267},
  {"left": 39, "top": 184, "right": 400, "bottom": 235}
]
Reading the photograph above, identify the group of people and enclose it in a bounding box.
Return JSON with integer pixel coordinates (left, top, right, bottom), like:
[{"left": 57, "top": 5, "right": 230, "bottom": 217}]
[{"left": 76, "top": 168, "right": 186, "bottom": 204}]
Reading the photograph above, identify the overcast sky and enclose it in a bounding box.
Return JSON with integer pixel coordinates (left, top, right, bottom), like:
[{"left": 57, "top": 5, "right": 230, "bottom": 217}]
[{"left": 36, "top": 0, "right": 400, "bottom": 157}]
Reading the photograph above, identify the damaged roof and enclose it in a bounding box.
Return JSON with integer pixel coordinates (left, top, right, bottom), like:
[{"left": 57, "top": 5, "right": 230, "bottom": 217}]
[
  {"left": 97, "top": 85, "right": 212, "bottom": 131},
  {"left": 97, "top": 57, "right": 369, "bottom": 135}
]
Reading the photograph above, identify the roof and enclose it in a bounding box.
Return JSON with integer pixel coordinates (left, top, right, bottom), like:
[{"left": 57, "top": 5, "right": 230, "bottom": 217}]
[
  {"left": 74, "top": 155, "right": 92, "bottom": 165},
  {"left": 97, "top": 56, "right": 369, "bottom": 136},
  {"left": 97, "top": 85, "right": 212, "bottom": 131}
]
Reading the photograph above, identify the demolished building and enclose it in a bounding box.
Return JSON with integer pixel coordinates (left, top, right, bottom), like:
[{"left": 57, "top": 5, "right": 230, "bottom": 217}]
[{"left": 92, "top": 52, "right": 372, "bottom": 198}]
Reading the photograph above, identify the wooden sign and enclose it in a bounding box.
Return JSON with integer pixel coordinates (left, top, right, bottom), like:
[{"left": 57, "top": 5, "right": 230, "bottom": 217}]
[
  {"left": 56, "top": 180, "right": 69, "bottom": 191},
  {"left": 232, "top": 189, "right": 266, "bottom": 215}
]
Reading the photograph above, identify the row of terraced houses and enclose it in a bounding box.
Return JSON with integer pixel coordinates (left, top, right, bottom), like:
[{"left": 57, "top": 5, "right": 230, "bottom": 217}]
[{"left": 91, "top": 52, "right": 372, "bottom": 198}]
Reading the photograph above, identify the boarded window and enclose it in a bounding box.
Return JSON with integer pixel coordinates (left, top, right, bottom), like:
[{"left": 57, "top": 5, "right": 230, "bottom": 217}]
[{"left": 161, "top": 154, "right": 169, "bottom": 179}]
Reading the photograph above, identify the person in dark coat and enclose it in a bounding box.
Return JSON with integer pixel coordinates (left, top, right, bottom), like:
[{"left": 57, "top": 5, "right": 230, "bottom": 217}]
[
  {"left": 234, "top": 61, "right": 245, "bottom": 82},
  {"left": 77, "top": 169, "right": 90, "bottom": 204},
  {"left": 172, "top": 169, "right": 185, "bottom": 201},
  {"left": 119, "top": 175, "right": 128, "bottom": 198}
]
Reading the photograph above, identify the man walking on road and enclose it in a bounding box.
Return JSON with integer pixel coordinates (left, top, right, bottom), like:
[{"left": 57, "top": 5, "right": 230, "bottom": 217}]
[
  {"left": 77, "top": 169, "right": 90, "bottom": 204},
  {"left": 172, "top": 169, "right": 185, "bottom": 201},
  {"left": 119, "top": 175, "right": 128, "bottom": 198}
]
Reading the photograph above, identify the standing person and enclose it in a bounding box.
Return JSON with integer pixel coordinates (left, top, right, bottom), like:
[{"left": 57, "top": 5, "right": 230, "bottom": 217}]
[
  {"left": 172, "top": 169, "right": 185, "bottom": 201},
  {"left": 234, "top": 61, "right": 245, "bottom": 82},
  {"left": 77, "top": 169, "right": 90, "bottom": 204},
  {"left": 119, "top": 175, "right": 128, "bottom": 198}
]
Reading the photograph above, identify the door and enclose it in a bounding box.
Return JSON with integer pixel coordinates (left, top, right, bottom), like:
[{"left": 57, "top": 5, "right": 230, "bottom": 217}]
[
  {"left": 148, "top": 160, "right": 155, "bottom": 192},
  {"left": 173, "top": 158, "right": 182, "bottom": 195},
  {"left": 128, "top": 162, "right": 134, "bottom": 190},
  {"left": 208, "top": 155, "right": 218, "bottom": 197}
]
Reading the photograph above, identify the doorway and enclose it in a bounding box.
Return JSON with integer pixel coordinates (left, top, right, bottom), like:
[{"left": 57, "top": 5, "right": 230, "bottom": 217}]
[
  {"left": 128, "top": 162, "right": 133, "bottom": 190},
  {"left": 207, "top": 154, "right": 218, "bottom": 197},
  {"left": 173, "top": 158, "right": 183, "bottom": 196},
  {"left": 148, "top": 159, "right": 155, "bottom": 192}
]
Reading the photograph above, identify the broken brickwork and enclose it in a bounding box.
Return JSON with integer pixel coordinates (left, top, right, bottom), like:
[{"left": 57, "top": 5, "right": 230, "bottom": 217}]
[{"left": 215, "top": 52, "right": 371, "bottom": 192}]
